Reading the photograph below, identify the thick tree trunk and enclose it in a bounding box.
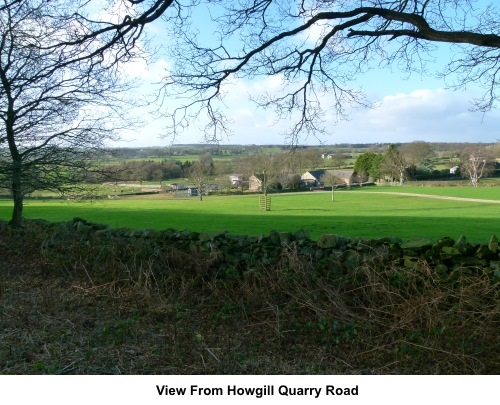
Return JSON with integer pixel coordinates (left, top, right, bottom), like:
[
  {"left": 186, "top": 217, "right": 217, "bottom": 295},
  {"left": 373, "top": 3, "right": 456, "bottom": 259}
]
[
  {"left": 4, "top": 83, "right": 23, "bottom": 227},
  {"left": 9, "top": 170, "right": 23, "bottom": 228}
]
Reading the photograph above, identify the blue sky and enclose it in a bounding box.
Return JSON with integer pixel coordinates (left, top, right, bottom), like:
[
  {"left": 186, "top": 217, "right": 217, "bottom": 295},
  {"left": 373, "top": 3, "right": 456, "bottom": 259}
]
[{"left": 112, "top": 1, "right": 500, "bottom": 147}]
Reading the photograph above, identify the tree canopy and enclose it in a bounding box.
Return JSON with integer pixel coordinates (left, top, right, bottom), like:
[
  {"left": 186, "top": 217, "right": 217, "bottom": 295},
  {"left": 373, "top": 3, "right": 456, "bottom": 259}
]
[
  {"left": 353, "top": 151, "right": 384, "bottom": 182},
  {"left": 0, "top": 0, "right": 140, "bottom": 226},
  {"left": 3, "top": 1, "right": 499, "bottom": 150},
  {"left": 157, "top": 0, "right": 500, "bottom": 144}
]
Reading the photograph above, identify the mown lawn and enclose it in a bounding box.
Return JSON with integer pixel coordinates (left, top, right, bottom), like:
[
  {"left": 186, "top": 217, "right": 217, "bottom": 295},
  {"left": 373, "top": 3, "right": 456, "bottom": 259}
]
[{"left": 1, "top": 189, "right": 499, "bottom": 241}]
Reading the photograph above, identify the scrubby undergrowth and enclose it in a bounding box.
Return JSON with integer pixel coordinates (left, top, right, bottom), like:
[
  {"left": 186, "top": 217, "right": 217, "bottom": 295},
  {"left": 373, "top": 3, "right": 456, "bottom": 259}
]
[{"left": 0, "top": 219, "right": 498, "bottom": 374}]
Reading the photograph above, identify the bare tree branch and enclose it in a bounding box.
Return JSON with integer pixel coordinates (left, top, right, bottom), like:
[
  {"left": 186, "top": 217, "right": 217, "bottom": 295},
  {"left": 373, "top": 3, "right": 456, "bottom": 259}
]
[
  {"left": 157, "top": 0, "right": 500, "bottom": 145},
  {"left": 0, "top": 0, "right": 139, "bottom": 227}
]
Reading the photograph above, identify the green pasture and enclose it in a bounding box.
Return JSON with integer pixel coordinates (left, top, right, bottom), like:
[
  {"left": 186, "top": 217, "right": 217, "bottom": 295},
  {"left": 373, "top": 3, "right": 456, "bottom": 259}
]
[
  {"left": 353, "top": 186, "right": 500, "bottom": 200},
  {"left": 106, "top": 155, "right": 234, "bottom": 165},
  {"left": 151, "top": 155, "right": 232, "bottom": 162},
  {"left": 1, "top": 189, "right": 499, "bottom": 242}
]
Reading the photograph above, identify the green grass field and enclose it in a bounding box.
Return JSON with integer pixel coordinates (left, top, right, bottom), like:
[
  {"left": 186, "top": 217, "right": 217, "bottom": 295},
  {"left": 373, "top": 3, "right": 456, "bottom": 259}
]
[
  {"left": 1, "top": 188, "right": 499, "bottom": 242},
  {"left": 111, "top": 155, "right": 234, "bottom": 163},
  {"left": 354, "top": 185, "right": 500, "bottom": 200}
]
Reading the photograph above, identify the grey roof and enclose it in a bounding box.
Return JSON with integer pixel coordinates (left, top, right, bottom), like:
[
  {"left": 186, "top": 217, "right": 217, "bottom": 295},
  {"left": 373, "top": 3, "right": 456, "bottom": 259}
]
[
  {"left": 305, "top": 169, "right": 328, "bottom": 180},
  {"left": 332, "top": 170, "right": 354, "bottom": 179},
  {"left": 303, "top": 169, "right": 354, "bottom": 182}
]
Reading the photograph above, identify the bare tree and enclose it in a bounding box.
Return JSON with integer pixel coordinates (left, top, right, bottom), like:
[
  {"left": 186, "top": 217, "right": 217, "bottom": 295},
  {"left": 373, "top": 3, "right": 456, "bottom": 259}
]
[
  {"left": 287, "top": 149, "right": 311, "bottom": 175},
  {"left": 0, "top": 0, "right": 137, "bottom": 227},
  {"left": 320, "top": 171, "right": 343, "bottom": 202},
  {"left": 157, "top": 0, "right": 500, "bottom": 144},
  {"left": 460, "top": 147, "right": 495, "bottom": 187},
  {"left": 382, "top": 144, "right": 409, "bottom": 186},
  {"left": 199, "top": 151, "right": 215, "bottom": 175},
  {"left": 492, "top": 140, "right": 500, "bottom": 159},
  {"left": 247, "top": 152, "right": 283, "bottom": 195},
  {"left": 188, "top": 161, "right": 211, "bottom": 201},
  {"left": 26, "top": 2, "right": 497, "bottom": 146},
  {"left": 44, "top": 0, "right": 177, "bottom": 65},
  {"left": 399, "top": 141, "right": 434, "bottom": 168},
  {"left": 328, "top": 152, "right": 348, "bottom": 169},
  {"left": 233, "top": 155, "right": 255, "bottom": 193}
]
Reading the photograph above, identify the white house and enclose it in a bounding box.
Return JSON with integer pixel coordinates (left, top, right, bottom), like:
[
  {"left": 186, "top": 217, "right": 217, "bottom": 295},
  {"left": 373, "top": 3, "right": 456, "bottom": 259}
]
[{"left": 229, "top": 174, "right": 243, "bottom": 186}]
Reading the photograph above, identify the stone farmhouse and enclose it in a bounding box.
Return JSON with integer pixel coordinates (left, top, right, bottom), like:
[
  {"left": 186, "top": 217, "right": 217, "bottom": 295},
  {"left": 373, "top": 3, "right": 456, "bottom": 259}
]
[
  {"left": 248, "top": 169, "right": 356, "bottom": 192},
  {"left": 249, "top": 174, "right": 265, "bottom": 192},
  {"left": 301, "top": 169, "right": 355, "bottom": 187}
]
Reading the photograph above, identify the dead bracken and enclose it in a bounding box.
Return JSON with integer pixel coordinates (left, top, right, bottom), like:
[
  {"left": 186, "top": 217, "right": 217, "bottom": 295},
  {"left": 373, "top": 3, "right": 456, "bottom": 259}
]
[{"left": 0, "top": 219, "right": 498, "bottom": 374}]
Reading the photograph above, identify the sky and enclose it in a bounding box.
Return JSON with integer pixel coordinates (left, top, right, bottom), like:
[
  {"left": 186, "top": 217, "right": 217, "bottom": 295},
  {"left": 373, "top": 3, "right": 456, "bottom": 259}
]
[{"left": 110, "top": 1, "right": 500, "bottom": 148}]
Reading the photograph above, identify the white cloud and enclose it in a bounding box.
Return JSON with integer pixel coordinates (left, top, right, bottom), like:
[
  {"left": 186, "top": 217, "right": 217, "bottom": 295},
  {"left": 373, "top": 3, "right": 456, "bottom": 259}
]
[
  {"left": 329, "top": 88, "right": 500, "bottom": 144},
  {"left": 90, "top": 0, "right": 134, "bottom": 25},
  {"left": 112, "top": 79, "right": 500, "bottom": 147},
  {"left": 298, "top": 20, "right": 331, "bottom": 46},
  {"left": 221, "top": 74, "right": 286, "bottom": 103},
  {"left": 121, "top": 58, "right": 170, "bottom": 82}
]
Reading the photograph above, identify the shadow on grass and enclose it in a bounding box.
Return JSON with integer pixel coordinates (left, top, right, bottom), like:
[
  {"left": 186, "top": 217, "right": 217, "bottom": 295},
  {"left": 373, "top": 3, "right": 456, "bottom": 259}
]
[{"left": 2, "top": 203, "right": 498, "bottom": 242}]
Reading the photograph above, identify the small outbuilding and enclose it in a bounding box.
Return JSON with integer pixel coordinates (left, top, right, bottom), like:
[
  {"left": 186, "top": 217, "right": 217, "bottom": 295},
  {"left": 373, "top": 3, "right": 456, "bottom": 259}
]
[
  {"left": 170, "top": 183, "right": 187, "bottom": 190},
  {"left": 249, "top": 174, "right": 265, "bottom": 192},
  {"left": 229, "top": 174, "right": 243, "bottom": 186}
]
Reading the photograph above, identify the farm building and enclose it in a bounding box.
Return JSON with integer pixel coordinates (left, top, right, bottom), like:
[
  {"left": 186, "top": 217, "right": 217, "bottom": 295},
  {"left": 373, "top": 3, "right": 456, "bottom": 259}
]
[
  {"left": 301, "top": 170, "right": 354, "bottom": 187},
  {"left": 175, "top": 186, "right": 214, "bottom": 197},
  {"left": 169, "top": 183, "right": 187, "bottom": 190},
  {"left": 249, "top": 174, "right": 264, "bottom": 192},
  {"left": 333, "top": 170, "right": 355, "bottom": 185},
  {"left": 229, "top": 174, "right": 243, "bottom": 186}
]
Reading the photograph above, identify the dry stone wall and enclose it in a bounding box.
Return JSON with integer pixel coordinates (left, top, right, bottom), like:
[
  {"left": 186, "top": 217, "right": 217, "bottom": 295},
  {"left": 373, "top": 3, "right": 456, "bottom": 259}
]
[
  {"left": 2, "top": 217, "right": 497, "bottom": 283},
  {"left": 65, "top": 217, "right": 500, "bottom": 283}
]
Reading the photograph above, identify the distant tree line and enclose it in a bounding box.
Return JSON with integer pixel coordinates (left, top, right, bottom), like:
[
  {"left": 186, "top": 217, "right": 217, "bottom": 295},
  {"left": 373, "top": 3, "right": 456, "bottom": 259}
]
[
  {"left": 353, "top": 142, "right": 499, "bottom": 186},
  {"left": 104, "top": 151, "right": 219, "bottom": 183},
  {"left": 102, "top": 142, "right": 499, "bottom": 188},
  {"left": 104, "top": 160, "right": 188, "bottom": 182},
  {"left": 106, "top": 144, "right": 296, "bottom": 160}
]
